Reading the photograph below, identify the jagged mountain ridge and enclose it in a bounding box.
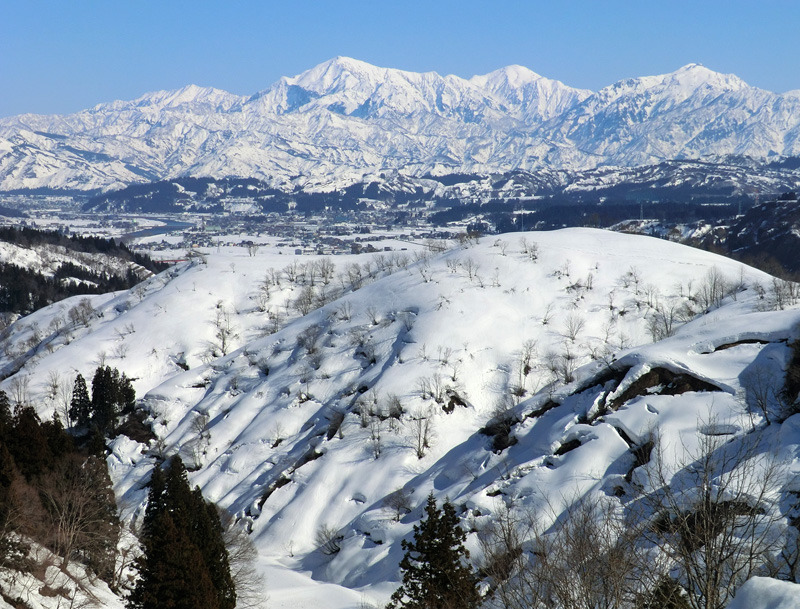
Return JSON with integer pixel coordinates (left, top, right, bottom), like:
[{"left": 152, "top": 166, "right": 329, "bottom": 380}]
[{"left": 3, "top": 57, "right": 800, "bottom": 192}]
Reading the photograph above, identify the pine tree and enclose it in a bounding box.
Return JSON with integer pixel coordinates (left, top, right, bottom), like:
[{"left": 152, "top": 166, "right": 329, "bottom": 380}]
[
  {"left": 91, "top": 366, "right": 118, "bottom": 433},
  {"left": 388, "top": 494, "right": 479, "bottom": 609},
  {"left": 119, "top": 373, "right": 136, "bottom": 414},
  {"left": 69, "top": 374, "right": 91, "bottom": 428},
  {"left": 0, "top": 390, "right": 11, "bottom": 438},
  {"left": 129, "top": 511, "right": 220, "bottom": 609},
  {"left": 9, "top": 406, "right": 52, "bottom": 479},
  {"left": 130, "top": 458, "right": 235, "bottom": 609}
]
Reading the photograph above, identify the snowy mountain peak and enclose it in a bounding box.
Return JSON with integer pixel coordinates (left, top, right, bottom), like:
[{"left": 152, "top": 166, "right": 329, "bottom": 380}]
[
  {"left": 471, "top": 64, "right": 545, "bottom": 88},
  {"left": 288, "top": 56, "right": 398, "bottom": 94},
  {"left": 471, "top": 65, "right": 591, "bottom": 119},
  {"left": 601, "top": 63, "right": 749, "bottom": 101},
  {"left": 2, "top": 58, "right": 800, "bottom": 192},
  {"left": 91, "top": 84, "right": 244, "bottom": 114},
  {"left": 667, "top": 62, "right": 748, "bottom": 91}
]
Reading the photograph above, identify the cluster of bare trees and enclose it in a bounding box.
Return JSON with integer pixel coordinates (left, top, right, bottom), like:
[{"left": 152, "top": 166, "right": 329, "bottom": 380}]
[
  {"left": 479, "top": 429, "right": 791, "bottom": 609},
  {"left": 252, "top": 254, "right": 418, "bottom": 334}
]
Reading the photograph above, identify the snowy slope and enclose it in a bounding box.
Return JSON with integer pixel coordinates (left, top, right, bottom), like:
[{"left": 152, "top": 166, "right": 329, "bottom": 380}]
[
  {"left": 2, "top": 229, "right": 799, "bottom": 606},
  {"left": 3, "top": 58, "right": 800, "bottom": 192}
]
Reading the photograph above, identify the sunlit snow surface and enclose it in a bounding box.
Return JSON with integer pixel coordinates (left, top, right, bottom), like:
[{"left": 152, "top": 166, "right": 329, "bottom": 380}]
[{"left": 3, "top": 228, "right": 800, "bottom": 607}]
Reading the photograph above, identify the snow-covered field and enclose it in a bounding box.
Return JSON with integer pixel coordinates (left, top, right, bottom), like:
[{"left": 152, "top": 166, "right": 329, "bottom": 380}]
[{"left": 3, "top": 228, "right": 800, "bottom": 607}]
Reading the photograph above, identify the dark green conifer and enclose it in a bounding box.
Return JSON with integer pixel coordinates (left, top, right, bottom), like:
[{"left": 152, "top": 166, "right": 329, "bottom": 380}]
[
  {"left": 130, "top": 457, "right": 235, "bottom": 609},
  {"left": 129, "top": 511, "right": 220, "bottom": 609},
  {"left": 141, "top": 465, "right": 167, "bottom": 535},
  {"left": 0, "top": 390, "right": 12, "bottom": 438},
  {"left": 9, "top": 406, "right": 52, "bottom": 479},
  {"left": 194, "top": 494, "right": 236, "bottom": 609},
  {"left": 69, "top": 374, "right": 91, "bottom": 428},
  {"left": 388, "top": 494, "right": 479, "bottom": 609},
  {"left": 119, "top": 373, "right": 136, "bottom": 414},
  {"left": 42, "top": 415, "right": 73, "bottom": 460},
  {"left": 91, "top": 366, "right": 118, "bottom": 433}
]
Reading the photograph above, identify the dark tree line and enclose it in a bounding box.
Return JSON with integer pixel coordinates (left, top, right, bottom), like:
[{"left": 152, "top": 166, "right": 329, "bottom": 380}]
[
  {"left": 0, "top": 390, "right": 118, "bottom": 581},
  {"left": 0, "top": 260, "right": 143, "bottom": 315},
  {"left": 69, "top": 365, "right": 136, "bottom": 442},
  {"left": 0, "top": 226, "right": 167, "bottom": 273},
  {"left": 129, "top": 457, "right": 235, "bottom": 609},
  {"left": 0, "top": 226, "right": 168, "bottom": 316}
]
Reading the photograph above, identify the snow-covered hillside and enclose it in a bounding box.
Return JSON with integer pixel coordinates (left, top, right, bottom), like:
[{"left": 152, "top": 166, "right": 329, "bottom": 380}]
[
  {"left": 3, "top": 58, "right": 800, "bottom": 192},
  {"left": 3, "top": 229, "right": 800, "bottom": 607}
]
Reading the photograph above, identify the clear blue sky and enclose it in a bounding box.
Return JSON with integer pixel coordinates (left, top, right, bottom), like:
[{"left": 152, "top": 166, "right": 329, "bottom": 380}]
[{"left": 2, "top": 0, "right": 799, "bottom": 118}]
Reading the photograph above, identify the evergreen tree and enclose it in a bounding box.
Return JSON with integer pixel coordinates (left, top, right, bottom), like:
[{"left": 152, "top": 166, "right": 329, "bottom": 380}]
[
  {"left": 129, "top": 511, "right": 220, "bottom": 609},
  {"left": 0, "top": 390, "right": 11, "bottom": 438},
  {"left": 42, "top": 415, "right": 73, "bottom": 460},
  {"left": 130, "top": 457, "right": 235, "bottom": 609},
  {"left": 194, "top": 495, "right": 236, "bottom": 609},
  {"left": 388, "top": 494, "right": 479, "bottom": 609},
  {"left": 9, "top": 406, "right": 52, "bottom": 479},
  {"left": 91, "top": 366, "right": 118, "bottom": 433},
  {"left": 69, "top": 374, "right": 91, "bottom": 428},
  {"left": 119, "top": 373, "right": 136, "bottom": 414}
]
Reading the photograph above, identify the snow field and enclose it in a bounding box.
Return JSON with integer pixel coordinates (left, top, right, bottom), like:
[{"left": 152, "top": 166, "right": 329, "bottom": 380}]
[{"left": 1, "top": 228, "right": 798, "bottom": 606}]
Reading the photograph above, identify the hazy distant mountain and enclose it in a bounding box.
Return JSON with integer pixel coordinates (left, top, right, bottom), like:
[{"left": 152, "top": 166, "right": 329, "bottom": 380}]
[{"left": 2, "top": 57, "right": 800, "bottom": 192}]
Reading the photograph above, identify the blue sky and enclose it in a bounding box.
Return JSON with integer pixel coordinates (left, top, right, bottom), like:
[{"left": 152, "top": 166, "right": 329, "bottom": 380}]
[{"left": 2, "top": 0, "right": 799, "bottom": 117}]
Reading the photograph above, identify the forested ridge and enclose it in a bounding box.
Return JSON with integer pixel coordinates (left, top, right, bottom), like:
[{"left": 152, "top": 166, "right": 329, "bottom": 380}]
[{"left": 0, "top": 226, "right": 168, "bottom": 316}]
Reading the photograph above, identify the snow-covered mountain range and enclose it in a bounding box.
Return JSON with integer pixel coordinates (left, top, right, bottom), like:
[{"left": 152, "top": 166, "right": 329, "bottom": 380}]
[
  {"left": 3, "top": 230, "right": 800, "bottom": 606},
  {"left": 3, "top": 57, "right": 800, "bottom": 192}
]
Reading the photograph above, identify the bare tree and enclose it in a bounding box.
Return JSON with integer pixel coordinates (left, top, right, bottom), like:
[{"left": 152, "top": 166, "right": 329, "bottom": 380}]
[
  {"left": 541, "top": 302, "right": 554, "bottom": 326},
  {"left": 211, "top": 301, "right": 238, "bottom": 356},
  {"left": 409, "top": 407, "right": 434, "bottom": 459},
  {"left": 7, "top": 375, "right": 30, "bottom": 410},
  {"left": 253, "top": 284, "right": 271, "bottom": 313},
  {"left": 648, "top": 302, "right": 681, "bottom": 342},
  {"left": 481, "top": 495, "right": 641, "bottom": 609},
  {"left": 740, "top": 365, "right": 784, "bottom": 426},
  {"left": 293, "top": 285, "right": 317, "bottom": 316},
  {"left": 365, "top": 305, "right": 380, "bottom": 326},
  {"left": 316, "top": 524, "right": 343, "bottom": 555},
  {"left": 220, "top": 514, "right": 268, "bottom": 608},
  {"left": 319, "top": 257, "right": 336, "bottom": 285},
  {"left": 463, "top": 257, "right": 481, "bottom": 281},
  {"left": 696, "top": 267, "right": 731, "bottom": 312},
  {"left": 283, "top": 261, "right": 300, "bottom": 284},
  {"left": 519, "top": 238, "right": 539, "bottom": 262},
  {"left": 67, "top": 298, "right": 96, "bottom": 328},
  {"left": 534, "top": 495, "right": 640, "bottom": 609},
  {"left": 43, "top": 370, "right": 61, "bottom": 410},
  {"left": 770, "top": 277, "right": 800, "bottom": 311},
  {"left": 383, "top": 488, "right": 413, "bottom": 522},
  {"left": 336, "top": 301, "right": 353, "bottom": 321},
  {"left": 369, "top": 419, "right": 382, "bottom": 459},
  {"left": 57, "top": 377, "right": 74, "bottom": 426},
  {"left": 562, "top": 312, "right": 586, "bottom": 343},
  {"left": 38, "top": 455, "right": 118, "bottom": 577},
  {"left": 634, "top": 427, "right": 786, "bottom": 609},
  {"left": 386, "top": 393, "right": 404, "bottom": 432}
]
